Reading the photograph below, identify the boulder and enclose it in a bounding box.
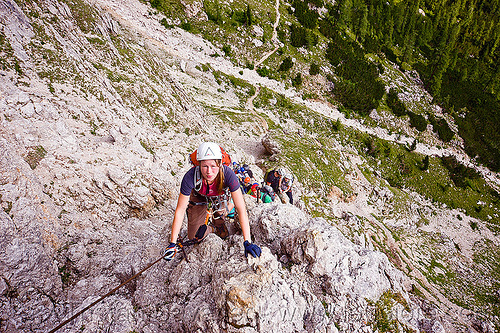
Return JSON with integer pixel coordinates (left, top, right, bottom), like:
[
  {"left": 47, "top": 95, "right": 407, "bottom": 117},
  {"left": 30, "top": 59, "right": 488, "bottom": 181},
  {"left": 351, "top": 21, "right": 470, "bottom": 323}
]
[
  {"left": 281, "top": 217, "right": 407, "bottom": 302},
  {"left": 261, "top": 132, "right": 281, "bottom": 160},
  {"left": 162, "top": 234, "right": 329, "bottom": 332}
]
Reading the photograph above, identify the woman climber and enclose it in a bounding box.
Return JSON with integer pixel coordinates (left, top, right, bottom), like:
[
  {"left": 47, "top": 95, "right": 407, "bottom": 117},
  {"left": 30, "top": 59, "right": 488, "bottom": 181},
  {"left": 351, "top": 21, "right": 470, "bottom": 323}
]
[{"left": 163, "top": 142, "right": 262, "bottom": 261}]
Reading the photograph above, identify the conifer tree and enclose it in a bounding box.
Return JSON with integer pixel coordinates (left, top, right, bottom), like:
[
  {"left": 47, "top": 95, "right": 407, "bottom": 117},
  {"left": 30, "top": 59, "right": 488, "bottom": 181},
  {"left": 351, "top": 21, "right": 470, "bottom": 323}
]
[
  {"left": 393, "top": 2, "right": 406, "bottom": 40},
  {"left": 385, "top": 13, "right": 394, "bottom": 46},
  {"left": 351, "top": 0, "right": 368, "bottom": 41},
  {"left": 416, "top": 16, "right": 432, "bottom": 48},
  {"left": 422, "top": 155, "right": 430, "bottom": 171},
  {"left": 279, "top": 56, "right": 293, "bottom": 71},
  {"left": 339, "top": 0, "right": 353, "bottom": 28},
  {"left": 246, "top": 4, "right": 253, "bottom": 26}
]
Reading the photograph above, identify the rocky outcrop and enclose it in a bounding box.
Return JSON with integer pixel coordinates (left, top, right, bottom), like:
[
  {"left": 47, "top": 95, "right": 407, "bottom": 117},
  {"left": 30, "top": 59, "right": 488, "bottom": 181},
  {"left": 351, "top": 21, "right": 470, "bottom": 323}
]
[
  {"left": 0, "top": 138, "right": 63, "bottom": 331},
  {"left": 160, "top": 235, "right": 327, "bottom": 333},
  {"left": 261, "top": 131, "right": 282, "bottom": 161}
]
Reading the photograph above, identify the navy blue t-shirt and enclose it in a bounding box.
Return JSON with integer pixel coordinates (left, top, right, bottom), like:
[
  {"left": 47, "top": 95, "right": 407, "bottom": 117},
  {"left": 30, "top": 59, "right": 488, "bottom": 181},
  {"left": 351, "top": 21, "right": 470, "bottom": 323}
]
[
  {"left": 180, "top": 165, "right": 240, "bottom": 196},
  {"left": 266, "top": 170, "right": 281, "bottom": 193}
]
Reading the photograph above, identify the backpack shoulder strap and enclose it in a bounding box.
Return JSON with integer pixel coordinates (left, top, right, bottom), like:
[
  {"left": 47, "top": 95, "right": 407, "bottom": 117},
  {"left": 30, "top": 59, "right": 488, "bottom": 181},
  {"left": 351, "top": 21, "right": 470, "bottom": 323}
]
[{"left": 194, "top": 166, "right": 202, "bottom": 192}]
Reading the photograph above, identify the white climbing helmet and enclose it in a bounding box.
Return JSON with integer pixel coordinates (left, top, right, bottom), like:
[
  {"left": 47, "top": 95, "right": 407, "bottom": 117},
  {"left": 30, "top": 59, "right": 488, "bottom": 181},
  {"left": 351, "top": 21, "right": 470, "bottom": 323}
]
[{"left": 196, "top": 142, "right": 222, "bottom": 161}]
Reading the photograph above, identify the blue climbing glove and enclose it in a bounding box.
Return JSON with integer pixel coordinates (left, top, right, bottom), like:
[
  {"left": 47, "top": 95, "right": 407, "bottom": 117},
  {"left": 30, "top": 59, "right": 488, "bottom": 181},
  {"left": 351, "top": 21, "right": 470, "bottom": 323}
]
[
  {"left": 243, "top": 240, "right": 261, "bottom": 258},
  {"left": 162, "top": 242, "right": 179, "bottom": 261}
]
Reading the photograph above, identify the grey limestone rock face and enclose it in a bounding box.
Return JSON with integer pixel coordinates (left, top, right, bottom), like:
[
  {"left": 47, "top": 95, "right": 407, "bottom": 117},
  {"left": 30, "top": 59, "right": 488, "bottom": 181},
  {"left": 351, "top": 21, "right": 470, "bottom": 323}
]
[
  {"left": 246, "top": 200, "right": 309, "bottom": 252},
  {"left": 0, "top": 0, "right": 462, "bottom": 331},
  {"left": 261, "top": 131, "right": 282, "bottom": 161},
  {"left": 160, "top": 234, "right": 329, "bottom": 333},
  {"left": 0, "top": 141, "right": 63, "bottom": 332},
  {"left": 0, "top": 0, "right": 34, "bottom": 62},
  {"left": 281, "top": 217, "right": 407, "bottom": 301}
]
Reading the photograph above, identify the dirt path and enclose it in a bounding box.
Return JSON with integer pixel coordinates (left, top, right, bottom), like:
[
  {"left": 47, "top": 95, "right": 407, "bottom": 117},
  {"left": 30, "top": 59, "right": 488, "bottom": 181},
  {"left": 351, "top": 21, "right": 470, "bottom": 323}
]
[
  {"left": 245, "top": 86, "right": 268, "bottom": 132},
  {"left": 255, "top": 0, "right": 280, "bottom": 68},
  {"left": 245, "top": 0, "right": 279, "bottom": 133},
  {"left": 301, "top": 98, "right": 500, "bottom": 191}
]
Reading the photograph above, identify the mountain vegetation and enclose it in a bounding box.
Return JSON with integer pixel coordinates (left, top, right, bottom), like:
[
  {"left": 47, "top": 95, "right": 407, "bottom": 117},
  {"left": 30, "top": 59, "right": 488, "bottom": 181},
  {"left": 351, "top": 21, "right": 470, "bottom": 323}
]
[{"left": 150, "top": 0, "right": 500, "bottom": 171}]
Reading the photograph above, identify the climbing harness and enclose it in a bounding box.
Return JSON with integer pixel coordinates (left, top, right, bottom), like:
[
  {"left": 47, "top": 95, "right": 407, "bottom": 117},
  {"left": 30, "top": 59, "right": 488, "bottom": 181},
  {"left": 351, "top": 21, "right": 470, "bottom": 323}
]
[
  {"left": 47, "top": 236, "right": 201, "bottom": 333},
  {"left": 190, "top": 188, "right": 231, "bottom": 222},
  {"left": 189, "top": 189, "right": 236, "bottom": 242}
]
